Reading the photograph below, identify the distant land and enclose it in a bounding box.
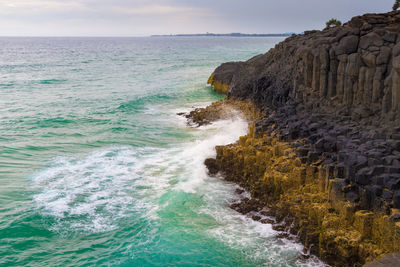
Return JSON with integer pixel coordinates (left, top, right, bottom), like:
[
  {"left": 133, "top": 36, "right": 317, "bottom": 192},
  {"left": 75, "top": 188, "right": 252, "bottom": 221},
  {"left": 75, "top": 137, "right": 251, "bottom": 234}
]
[{"left": 151, "top": 33, "right": 294, "bottom": 37}]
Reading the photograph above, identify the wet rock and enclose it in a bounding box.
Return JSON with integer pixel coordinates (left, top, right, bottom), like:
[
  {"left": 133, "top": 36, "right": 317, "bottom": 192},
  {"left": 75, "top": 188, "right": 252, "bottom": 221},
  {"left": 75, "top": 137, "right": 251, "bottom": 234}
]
[
  {"left": 272, "top": 224, "right": 286, "bottom": 232},
  {"left": 235, "top": 188, "right": 245, "bottom": 195},
  {"left": 204, "top": 158, "right": 219, "bottom": 175},
  {"left": 276, "top": 232, "right": 291, "bottom": 239},
  {"left": 251, "top": 215, "right": 262, "bottom": 221},
  {"left": 260, "top": 218, "right": 275, "bottom": 224},
  {"left": 204, "top": 10, "right": 400, "bottom": 267}
]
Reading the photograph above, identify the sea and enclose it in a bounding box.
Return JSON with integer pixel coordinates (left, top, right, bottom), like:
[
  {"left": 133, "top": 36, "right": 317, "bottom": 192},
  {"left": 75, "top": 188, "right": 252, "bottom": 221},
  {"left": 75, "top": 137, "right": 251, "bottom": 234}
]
[{"left": 0, "top": 37, "right": 326, "bottom": 266}]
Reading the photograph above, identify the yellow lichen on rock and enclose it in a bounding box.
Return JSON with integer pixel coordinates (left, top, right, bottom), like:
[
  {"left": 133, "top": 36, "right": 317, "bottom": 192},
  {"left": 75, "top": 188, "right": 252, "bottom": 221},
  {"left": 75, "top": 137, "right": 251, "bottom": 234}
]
[
  {"left": 207, "top": 73, "right": 230, "bottom": 94},
  {"left": 188, "top": 98, "right": 260, "bottom": 126},
  {"left": 216, "top": 126, "right": 399, "bottom": 265},
  {"left": 207, "top": 73, "right": 214, "bottom": 85},
  {"left": 197, "top": 99, "right": 400, "bottom": 266}
]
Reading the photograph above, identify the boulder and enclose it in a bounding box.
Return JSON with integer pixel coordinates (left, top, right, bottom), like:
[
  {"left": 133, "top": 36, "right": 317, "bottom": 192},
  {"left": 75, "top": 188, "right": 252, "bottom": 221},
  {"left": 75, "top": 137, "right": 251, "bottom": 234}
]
[
  {"left": 359, "top": 32, "right": 384, "bottom": 50},
  {"left": 336, "top": 35, "right": 359, "bottom": 55}
]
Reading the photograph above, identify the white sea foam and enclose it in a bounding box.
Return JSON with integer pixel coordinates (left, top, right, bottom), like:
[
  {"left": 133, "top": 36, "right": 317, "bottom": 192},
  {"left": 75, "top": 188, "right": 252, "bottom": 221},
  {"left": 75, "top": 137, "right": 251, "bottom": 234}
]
[
  {"left": 31, "top": 110, "right": 248, "bottom": 230},
  {"left": 173, "top": 116, "right": 249, "bottom": 193},
  {"left": 164, "top": 111, "right": 327, "bottom": 266},
  {"left": 31, "top": 147, "right": 155, "bottom": 233},
  {"left": 31, "top": 108, "right": 327, "bottom": 265}
]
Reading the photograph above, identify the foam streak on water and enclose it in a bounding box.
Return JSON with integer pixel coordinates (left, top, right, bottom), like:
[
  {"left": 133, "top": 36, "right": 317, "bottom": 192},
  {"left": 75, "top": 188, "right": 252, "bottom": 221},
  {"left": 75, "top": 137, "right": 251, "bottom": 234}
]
[
  {"left": 0, "top": 37, "right": 328, "bottom": 266},
  {"left": 29, "top": 115, "right": 326, "bottom": 266},
  {"left": 32, "top": 147, "right": 149, "bottom": 233}
]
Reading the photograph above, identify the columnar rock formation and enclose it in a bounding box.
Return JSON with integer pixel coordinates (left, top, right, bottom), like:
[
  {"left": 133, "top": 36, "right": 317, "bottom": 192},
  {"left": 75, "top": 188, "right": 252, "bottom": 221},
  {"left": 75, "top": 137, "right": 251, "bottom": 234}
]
[
  {"left": 211, "top": 11, "right": 400, "bottom": 123},
  {"left": 204, "top": 11, "right": 400, "bottom": 266}
]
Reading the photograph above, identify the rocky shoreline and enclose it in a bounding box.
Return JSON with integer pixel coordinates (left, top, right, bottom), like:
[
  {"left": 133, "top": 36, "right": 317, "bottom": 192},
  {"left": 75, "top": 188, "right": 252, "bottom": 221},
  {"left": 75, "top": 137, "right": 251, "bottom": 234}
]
[{"left": 191, "top": 11, "right": 400, "bottom": 267}]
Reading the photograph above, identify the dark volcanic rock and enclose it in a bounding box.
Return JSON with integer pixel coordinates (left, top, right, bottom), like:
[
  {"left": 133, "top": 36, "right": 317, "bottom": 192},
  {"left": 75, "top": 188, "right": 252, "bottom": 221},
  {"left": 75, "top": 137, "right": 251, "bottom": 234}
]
[
  {"left": 209, "top": 11, "right": 400, "bottom": 125},
  {"left": 209, "top": 11, "right": 400, "bottom": 214},
  {"left": 204, "top": 158, "right": 219, "bottom": 175},
  {"left": 203, "top": 11, "right": 400, "bottom": 267}
]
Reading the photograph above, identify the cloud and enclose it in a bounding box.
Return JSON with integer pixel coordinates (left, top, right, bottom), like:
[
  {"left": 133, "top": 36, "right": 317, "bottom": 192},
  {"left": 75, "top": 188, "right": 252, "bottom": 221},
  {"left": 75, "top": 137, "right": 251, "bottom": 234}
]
[
  {"left": 0, "top": 0, "right": 394, "bottom": 36},
  {"left": 0, "top": 0, "right": 88, "bottom": 14},
  {"left": 0, "top": 0, "right": 219, "bottom": 36},
  {"left": 0, "top": 1, "right": 212, "bottom": 21},
  {"left": 110, "top": 4, "right": 201, "bottom": 15}
]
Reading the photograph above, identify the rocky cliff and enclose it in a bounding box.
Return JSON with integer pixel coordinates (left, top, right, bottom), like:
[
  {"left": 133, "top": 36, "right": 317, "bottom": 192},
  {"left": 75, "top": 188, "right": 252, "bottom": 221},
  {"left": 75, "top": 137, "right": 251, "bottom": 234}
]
[
  {"left": 210, "top": 11, "right": 400, "bottom": 123},
  {"left": 203, "top": 11, "right": 400, "bottom": 266}
]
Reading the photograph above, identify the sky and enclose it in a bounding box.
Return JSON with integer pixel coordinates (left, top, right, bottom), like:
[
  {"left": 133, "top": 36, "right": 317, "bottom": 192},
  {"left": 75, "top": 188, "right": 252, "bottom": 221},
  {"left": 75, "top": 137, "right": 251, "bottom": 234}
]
[{"left": 0, "top": 0, "right": 394, "bottom": 36}]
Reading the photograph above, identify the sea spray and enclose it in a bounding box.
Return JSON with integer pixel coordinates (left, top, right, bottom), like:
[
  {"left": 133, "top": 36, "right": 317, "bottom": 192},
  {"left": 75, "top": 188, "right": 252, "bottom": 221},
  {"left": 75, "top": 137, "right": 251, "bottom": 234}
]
[
  {"left": 0, "top": 36, "right": 326, "bottom": 266},
  {"left": 30, "top": 114, "right": 326, "bottom": 266},
  {"left": 174, "top": 116, "right": 249, "bottom": 193}
]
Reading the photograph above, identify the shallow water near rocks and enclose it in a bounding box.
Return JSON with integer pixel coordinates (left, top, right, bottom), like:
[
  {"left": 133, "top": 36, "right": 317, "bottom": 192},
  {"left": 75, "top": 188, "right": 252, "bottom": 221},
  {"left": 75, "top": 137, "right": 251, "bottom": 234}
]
[{"left": 0, "top": 37, "right": 326, "bottom": 266}]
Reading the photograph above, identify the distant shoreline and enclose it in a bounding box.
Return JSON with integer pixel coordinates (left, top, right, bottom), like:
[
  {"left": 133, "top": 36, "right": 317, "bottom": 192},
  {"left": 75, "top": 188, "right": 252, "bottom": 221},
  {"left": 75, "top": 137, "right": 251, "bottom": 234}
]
[{"left": 151, "top": 33, "right": 293, "bottom": 37}]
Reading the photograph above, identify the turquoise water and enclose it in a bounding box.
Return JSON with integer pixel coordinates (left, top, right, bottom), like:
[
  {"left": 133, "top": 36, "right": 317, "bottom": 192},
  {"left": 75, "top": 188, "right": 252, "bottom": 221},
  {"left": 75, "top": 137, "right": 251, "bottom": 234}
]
[{"left": 0, "top": 37, "right": 325, "bottom": 266}]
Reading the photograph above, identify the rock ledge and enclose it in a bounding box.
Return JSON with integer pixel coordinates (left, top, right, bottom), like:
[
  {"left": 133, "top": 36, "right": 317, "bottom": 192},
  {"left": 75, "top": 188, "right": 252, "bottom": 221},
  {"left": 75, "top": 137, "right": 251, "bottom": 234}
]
[{"left": 205, "top": 11, "right": 400, "bottom": 266}]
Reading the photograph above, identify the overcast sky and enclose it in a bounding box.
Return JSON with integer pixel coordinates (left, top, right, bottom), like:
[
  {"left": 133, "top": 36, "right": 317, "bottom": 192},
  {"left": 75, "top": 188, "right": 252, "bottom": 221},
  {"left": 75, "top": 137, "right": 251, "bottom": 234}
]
[{"left": 0, "top": 0, "right": 394, "bottom": 36}]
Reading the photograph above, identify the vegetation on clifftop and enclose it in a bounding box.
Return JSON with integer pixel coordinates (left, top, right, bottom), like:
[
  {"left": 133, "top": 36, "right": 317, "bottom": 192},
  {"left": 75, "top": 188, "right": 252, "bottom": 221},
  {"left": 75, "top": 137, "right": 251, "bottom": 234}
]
[
  {"left": 325, "top": 18, "right": 342, "bottom": 30},
  {"left": 394, "top": 0, "right": 400, "bottom": 11}
]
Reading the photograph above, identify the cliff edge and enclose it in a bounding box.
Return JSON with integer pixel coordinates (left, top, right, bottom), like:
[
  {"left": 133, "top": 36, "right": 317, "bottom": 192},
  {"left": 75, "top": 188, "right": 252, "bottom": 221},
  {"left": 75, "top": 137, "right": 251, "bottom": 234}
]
[
  {"left": 210, "top": 11, "right": 400, "bottom": 123},
  {"left": 204, "top": 11, "right": 400, "bottom": 266}
]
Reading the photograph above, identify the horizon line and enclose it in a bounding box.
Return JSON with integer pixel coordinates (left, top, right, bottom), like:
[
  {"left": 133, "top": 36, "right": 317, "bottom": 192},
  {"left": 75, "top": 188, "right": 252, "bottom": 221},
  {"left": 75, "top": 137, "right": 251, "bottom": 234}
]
[{"left": 0, "top": 32, "right": 296, "bottom": 38}]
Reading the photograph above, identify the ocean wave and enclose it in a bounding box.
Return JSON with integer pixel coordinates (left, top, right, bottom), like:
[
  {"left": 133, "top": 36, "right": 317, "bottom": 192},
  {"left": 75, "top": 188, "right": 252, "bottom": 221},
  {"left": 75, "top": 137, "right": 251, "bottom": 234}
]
[
  {"left": 31, "top": 147, "right": 153, "bottom": 233},
  {"left": 30, "top": 113, "right": 326, "bottom": 266}
]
